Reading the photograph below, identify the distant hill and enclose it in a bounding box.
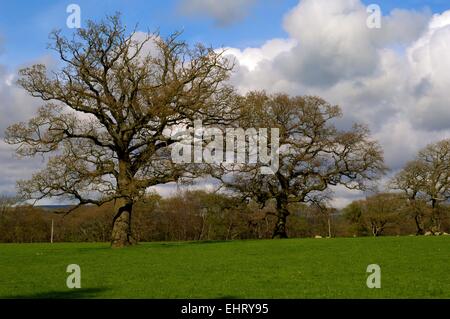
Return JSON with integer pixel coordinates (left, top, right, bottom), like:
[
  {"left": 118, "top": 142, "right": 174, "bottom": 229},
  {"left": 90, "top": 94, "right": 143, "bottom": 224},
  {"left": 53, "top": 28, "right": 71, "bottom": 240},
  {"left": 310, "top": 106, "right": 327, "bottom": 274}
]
[{"left": 37, "top": 205, "right": 76, "bottom": 211}]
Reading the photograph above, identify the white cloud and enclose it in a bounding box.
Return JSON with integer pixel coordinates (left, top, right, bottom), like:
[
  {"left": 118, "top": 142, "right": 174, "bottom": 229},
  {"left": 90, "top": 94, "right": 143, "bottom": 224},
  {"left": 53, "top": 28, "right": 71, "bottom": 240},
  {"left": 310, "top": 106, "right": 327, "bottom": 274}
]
[
  {"left": 0, "top": 141, "right": 45, "bottom": 195},
  {"left": 224, "top": 39, "right": 297, "bottom": 71},
  {"left": 329, "top": 185, "right": 364, "bottom": 209},
  {"left": 278, "top": 0, "right": 431, "bottom": 87},
  {"left": 178, "top": 0, "right": 257, "bottom": 26},
  {"left": 282, "top": 0, "right": 378, "bottom": 86},
  {"left": 0, "top": 55, "right": 56, "bottom": 138},
  {"left": 405, "top": 11, "right": 450, "bottom": 130},
  {"left": 0, "top": 52, "right": 56, "bottom": 195}
]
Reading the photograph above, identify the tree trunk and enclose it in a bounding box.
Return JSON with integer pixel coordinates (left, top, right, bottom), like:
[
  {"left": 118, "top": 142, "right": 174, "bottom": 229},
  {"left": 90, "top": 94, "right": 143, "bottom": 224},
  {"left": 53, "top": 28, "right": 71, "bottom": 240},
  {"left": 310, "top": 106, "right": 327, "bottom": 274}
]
[
  {"left": 272, "top": 198, "right": 289, "bottom": 239},
  {"left": 327, "top": 215, "right": 332, "bottom": 238},
  {"left": 111, "top": 197, "right": 134, "bottom": 248},
  {"left": 226, "top": 221, "right": 233, "bottom": 240},
  {"left": 430, "top": 199, "right": 441, "bottom": 234},
  {"left": 371, "top": 224, "right": 377, "bottom": 237},
  {"left": 414, "top": 214, "right": 424, "bottom": 235}
]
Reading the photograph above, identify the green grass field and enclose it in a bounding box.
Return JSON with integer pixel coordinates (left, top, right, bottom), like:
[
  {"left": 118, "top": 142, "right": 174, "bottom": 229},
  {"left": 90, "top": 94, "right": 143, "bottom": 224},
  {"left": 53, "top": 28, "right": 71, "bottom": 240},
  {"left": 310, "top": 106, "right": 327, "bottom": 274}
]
[{"left": 0, "top": 236, "right": 449, "bottom": 299}]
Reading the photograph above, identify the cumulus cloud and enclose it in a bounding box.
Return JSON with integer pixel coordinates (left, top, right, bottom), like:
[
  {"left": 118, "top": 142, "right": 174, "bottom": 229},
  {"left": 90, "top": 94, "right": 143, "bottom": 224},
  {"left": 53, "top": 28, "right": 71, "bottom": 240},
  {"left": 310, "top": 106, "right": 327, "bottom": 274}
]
[
  {"left": 279, "top": 0, "right": 431, "bottom": 87},
  {"left": 281, "top": 0, "right": 379, "bottom": 86},
  {"left": 0, "top": 141, "right": 44, "bottom": 195},
  {"left": 0, "top": 46, "right": 55, "bottom": 195},
  {"left": 224, "top": 38, "right": 297, "bottom": 71},
  {"left": 405, "top": 11, "right": 450, "bottom": 130},
  {"left": 178, "top": 0, "right": 257, "bottom": 26},
  {"left": 0, "top": 55, "right": 55, "bottom": 138}
]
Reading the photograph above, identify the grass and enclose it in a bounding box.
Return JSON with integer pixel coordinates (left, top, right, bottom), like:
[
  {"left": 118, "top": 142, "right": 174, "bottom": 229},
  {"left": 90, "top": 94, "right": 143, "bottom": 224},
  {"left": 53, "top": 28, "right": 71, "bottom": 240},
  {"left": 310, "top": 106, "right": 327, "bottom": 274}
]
[{"left": 0, "top": 236, "right": 449, "bottom": 299}]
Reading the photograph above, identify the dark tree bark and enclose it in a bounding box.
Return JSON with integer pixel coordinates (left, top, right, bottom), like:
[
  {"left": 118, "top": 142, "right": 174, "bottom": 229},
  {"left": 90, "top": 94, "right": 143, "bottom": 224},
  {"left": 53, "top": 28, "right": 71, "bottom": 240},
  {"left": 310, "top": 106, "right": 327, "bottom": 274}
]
[
  {"left": 414, "top": 215, "right": 425, "bottom": 235},
  {"left": 111, "top": 198, "right": 134, "bottom": 247},
  {"left": 272, "top": 214, "right": 288, "bottom": 239},
  {"left": 272, "top": 198, "right": 289, "bottom": 239}
]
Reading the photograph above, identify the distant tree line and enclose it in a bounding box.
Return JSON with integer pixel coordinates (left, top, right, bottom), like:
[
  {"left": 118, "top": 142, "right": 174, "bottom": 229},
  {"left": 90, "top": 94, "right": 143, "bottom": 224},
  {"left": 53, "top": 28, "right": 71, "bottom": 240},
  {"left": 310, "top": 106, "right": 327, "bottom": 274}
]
[{"left": 1, "top": 190, "right": 448, "bottom": 243}]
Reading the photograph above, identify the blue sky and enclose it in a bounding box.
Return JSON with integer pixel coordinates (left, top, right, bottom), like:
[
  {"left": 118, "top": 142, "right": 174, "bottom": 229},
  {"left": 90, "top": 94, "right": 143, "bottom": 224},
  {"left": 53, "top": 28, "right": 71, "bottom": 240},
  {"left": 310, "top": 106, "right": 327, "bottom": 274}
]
[
  {"left": 0, "top": 0, "right": 296, "bottom": 67},
  {"left": 0, "top": 0, "right": 448, "bottom": 68}
]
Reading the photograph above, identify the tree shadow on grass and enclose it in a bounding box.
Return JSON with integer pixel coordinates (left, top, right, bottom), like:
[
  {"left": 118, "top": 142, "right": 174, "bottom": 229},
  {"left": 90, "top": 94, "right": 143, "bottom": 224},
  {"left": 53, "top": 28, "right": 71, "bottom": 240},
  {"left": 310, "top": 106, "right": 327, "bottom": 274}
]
[{"left": 5, "top": 287, "right": 110, "bottom": 299}]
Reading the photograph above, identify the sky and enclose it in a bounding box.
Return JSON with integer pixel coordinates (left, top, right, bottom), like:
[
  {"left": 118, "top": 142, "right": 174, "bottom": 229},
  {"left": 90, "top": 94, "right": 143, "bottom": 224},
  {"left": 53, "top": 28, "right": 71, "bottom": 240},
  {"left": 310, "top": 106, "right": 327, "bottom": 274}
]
[{"left": 1, "top": 0, "right": 450, "bottom": 207}]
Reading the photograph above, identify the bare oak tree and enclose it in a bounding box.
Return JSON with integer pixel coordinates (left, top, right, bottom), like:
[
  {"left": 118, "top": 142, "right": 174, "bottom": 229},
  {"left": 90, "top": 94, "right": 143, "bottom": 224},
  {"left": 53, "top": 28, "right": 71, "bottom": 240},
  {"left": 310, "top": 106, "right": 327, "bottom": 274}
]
[
  {"left": 5, "top": 15, "right": 237, "bottom": 247},
  {"left": 212, "top": 92, "right": 386, "bottom": 238},
  {"left": 391, "top": 139, "right": 450, "bottom": 234},
  {"left": 390, "top": 160, "right": 429, "bottom": 234}
]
